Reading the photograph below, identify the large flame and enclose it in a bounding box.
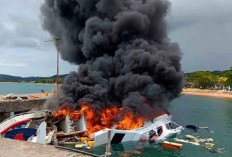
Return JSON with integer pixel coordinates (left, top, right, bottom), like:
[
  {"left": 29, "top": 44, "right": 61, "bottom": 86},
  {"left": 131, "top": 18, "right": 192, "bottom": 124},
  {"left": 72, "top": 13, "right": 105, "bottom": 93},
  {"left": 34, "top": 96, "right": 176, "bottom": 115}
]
[
  {"left": 116, "top": 111, "right": 144, "bottom": 130},
  {"left": 52, "top": 102, "right": 144, "bottom": 135},
  {"left": 52, "top": 106, "right": 81, "bottom": 121}
]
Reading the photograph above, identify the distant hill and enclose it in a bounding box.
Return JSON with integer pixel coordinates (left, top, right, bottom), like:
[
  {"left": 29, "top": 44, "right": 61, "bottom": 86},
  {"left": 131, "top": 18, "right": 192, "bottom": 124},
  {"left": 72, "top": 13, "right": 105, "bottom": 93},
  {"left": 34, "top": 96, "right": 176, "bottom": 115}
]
[
  {"left": 0, "top": 74, "right": 23, "bottom": 81},
  {"left": 0, "top": 74, "right": 68, "bottom": 82}
]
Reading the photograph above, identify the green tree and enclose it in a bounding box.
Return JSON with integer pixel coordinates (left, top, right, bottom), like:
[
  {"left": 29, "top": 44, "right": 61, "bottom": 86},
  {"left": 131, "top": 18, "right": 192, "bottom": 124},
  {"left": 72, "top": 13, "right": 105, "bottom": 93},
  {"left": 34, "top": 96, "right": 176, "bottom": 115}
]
[
  {"left": 35, "top": 78, "right": 64, "bottom": 84},
  {"left": 186, "top": 71, "right": 218, "bottom": 89},
  {"left": 219, "top": 71, "right": 232, "bottom": 86}
]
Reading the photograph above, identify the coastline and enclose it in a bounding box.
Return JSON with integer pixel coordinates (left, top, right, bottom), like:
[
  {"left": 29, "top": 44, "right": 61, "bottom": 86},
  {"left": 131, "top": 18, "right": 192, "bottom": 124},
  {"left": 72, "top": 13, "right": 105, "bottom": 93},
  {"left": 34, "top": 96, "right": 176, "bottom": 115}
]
[
  {"left": 0, "top": 81, "right": 56, "bottom": 85},
  {"left": 0, "top": 82, "right": 55, "bottom": 96},
  {"left": 182, "top": 88, "right": 232, "bottom": 100}
]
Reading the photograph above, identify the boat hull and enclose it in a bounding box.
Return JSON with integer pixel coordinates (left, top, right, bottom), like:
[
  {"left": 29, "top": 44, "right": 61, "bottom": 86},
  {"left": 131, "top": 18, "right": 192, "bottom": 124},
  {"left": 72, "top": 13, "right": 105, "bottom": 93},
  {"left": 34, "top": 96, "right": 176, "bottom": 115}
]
[{"left": 94, "top": 114, "right": 183, "bottom": 147}]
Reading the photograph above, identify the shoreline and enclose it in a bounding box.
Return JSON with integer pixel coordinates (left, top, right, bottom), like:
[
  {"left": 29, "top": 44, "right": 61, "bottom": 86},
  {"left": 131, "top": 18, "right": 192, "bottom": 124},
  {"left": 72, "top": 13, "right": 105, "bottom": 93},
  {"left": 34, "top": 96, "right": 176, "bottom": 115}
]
[
  {"left": 0, "top": 82, "right": 55, "bottom": 96},
  {"left": 182, "top": 88, "right": 232, "bottom": 100},
  {"left": 0, "top": 81, "right": 56, "bottom": 85}
]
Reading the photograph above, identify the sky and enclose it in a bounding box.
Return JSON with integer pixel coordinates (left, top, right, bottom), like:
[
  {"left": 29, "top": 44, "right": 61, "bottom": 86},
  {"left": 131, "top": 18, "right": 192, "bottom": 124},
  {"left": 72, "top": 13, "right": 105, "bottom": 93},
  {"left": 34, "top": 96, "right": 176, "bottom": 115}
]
[{"left": 0, "top": 0, "right": 232, "bottom": 77}]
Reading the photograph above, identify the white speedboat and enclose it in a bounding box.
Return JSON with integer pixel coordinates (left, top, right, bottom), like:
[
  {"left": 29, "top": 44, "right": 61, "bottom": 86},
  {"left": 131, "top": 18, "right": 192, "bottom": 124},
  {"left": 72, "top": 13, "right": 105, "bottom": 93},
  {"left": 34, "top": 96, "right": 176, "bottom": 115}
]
[
  {"left": 0, "top": 111, "right": 47, "bottom": 136},
  {"left": 93, "top": 113, "right": 184, "bottom": 147}
]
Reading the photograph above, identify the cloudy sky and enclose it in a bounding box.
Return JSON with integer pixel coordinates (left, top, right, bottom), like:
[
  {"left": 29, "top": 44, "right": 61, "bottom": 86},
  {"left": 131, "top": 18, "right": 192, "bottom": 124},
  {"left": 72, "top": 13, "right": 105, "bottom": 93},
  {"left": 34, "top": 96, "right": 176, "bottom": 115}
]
[{"left": 0, "top": 0, "right": 231, "bottom": 77}]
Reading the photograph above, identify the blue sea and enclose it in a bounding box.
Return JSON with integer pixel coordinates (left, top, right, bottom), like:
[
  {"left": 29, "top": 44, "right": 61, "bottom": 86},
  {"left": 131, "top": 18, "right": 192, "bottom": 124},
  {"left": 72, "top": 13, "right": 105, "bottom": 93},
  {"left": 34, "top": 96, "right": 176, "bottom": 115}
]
[{"left": 0, "top": 82, "right": 55, "bottom": 95}]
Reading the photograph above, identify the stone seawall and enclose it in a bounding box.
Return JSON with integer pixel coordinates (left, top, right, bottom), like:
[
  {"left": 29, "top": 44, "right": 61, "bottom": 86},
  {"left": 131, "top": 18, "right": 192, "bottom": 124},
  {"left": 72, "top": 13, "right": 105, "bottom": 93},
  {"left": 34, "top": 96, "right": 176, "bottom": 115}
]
[
  {"left": 0, "top": 98, "right": 47, "bottom": 113},
  {"left": 0, "top": 96, "right": 49, "bottom": 121}
]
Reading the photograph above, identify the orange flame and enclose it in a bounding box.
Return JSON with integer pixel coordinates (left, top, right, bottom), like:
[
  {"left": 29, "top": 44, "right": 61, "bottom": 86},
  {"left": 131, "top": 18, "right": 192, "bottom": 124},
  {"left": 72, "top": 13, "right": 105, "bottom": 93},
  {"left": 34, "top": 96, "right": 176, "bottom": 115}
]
[
  {"left": 52, "top": 102, "right": 144, "bottom": 135},
  {"left": 116, "top": 111, "right": 144, "bottom": 130},
  {"left": 52, "top": 106, "right": 81, "bottom": 121}
]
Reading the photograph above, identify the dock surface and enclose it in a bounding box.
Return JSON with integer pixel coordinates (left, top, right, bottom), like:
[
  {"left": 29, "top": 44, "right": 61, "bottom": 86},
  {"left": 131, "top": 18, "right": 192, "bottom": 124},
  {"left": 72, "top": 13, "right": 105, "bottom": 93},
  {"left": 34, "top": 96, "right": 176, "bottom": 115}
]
[{"left": 0, "top": 138, "right": 89, "bottom": 157}]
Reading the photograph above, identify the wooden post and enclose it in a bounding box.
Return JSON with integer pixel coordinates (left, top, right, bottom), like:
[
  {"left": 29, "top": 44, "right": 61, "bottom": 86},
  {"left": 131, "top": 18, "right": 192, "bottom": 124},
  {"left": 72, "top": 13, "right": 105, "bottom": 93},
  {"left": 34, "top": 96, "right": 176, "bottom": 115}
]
[
  {"left": 105, "top": 129, "right": 111, "bottom": 157},
  {"left": 45, "top": 37, "right": 61, "bottom": 96},
  {"left": 56, "top": 47, "right": 59, "bottom": 95},
  {"left": 54, "top": 38, "right": 61, "bottom": 96}
]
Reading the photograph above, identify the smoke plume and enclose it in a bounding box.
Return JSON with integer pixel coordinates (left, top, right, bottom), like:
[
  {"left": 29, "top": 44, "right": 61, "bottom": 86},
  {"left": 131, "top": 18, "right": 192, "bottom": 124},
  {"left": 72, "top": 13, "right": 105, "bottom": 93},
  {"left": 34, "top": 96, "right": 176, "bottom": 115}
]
[{"left": 41, "top": 0, "right": 184, "bottom": 119}]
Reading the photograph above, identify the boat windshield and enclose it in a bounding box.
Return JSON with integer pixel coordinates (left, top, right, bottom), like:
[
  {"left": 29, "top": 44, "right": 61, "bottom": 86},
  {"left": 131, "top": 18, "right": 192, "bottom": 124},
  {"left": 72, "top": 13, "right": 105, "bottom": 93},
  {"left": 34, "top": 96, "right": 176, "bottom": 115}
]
[
  {"left": 165, "top": 122, "right": 180, "bottom": 129},
  {"left": 157, "top": 126, "right": 163, "bottom": 136}
]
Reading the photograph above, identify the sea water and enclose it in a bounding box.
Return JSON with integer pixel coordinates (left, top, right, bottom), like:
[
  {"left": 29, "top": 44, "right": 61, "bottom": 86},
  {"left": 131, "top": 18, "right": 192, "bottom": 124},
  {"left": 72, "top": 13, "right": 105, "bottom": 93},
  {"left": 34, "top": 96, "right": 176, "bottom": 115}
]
[{"left": 0, "top": 82, "right": 54, "bottom": 95}]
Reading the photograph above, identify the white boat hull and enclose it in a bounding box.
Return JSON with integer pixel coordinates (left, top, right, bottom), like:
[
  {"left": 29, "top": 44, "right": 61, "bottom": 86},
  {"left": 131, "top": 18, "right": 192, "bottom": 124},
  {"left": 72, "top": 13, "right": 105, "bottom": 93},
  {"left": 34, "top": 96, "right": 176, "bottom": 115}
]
[{"left": 94, "top": 114, "right": 183, "bottom": 147}]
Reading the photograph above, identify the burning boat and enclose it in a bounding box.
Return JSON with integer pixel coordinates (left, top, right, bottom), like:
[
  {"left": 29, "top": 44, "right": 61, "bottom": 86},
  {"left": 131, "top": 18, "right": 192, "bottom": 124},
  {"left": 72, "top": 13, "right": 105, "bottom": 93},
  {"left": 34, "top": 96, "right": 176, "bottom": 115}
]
[
  {"left": 52, "top": 104, "right": 184, "bottom": 147},
  {"left": 0, "top": 103, "right": 183, "bottom": 149},
  {"left": 93, "top": 113, "right": 183, "bottom": 147}
]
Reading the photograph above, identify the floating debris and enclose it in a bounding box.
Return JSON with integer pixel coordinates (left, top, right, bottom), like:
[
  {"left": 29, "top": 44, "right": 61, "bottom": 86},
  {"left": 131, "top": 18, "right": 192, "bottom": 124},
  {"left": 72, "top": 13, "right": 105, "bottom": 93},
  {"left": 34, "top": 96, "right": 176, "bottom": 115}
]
[
  {"left": 204, "top": 143, "right": 215, "bottom": 149},
  {"left": 172, "top": 133, "right": 225, "bottom": 154},
  {"left": 186, "top": 125, "right": 214, "bottom": 133},
  {"left": 209, "top": 148, "right": 224, "bottom": 154},
  {"left": 75, "top": 143, "right": 85, "bottom": 148},
  {"left": 162, "top": 141, "right": 183, "bottom": 150},
  {"left": 120, "top": 152, "right": 133, "bottom": 157}
]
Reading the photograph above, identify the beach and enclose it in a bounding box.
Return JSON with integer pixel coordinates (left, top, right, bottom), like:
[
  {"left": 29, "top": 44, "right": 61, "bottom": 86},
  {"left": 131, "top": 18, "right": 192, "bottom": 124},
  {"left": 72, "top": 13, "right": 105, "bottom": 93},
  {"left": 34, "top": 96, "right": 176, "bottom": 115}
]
[{"left": 182, "top": 88, "right": 232, "bottom": 100}]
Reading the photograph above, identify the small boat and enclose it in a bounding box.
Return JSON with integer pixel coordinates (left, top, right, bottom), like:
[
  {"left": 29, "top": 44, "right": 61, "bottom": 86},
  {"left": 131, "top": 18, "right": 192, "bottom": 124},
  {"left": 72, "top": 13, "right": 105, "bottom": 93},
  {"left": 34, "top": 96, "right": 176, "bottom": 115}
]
[
  {"left": 93, "top": 113, "right": 184, "bottom": 147},
  {"left": 0, "top": 111, "right": 47, "bottom": 137},
  {"left": 0, "top": 111, "right": 55, "bottom": 144}
]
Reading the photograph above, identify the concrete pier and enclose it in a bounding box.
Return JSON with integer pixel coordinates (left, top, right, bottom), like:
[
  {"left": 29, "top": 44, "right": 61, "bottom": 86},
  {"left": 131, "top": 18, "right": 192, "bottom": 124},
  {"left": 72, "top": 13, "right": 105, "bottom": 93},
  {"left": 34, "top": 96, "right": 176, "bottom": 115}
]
[
  {"left": 0, "top": 138, "right": 89, "bottom": 157},
  {"left": 0, "top": 98, "right": 47, "bottom": 113},
  {"left": 0, "top": 95, "right": 48, "bottom": 121}
]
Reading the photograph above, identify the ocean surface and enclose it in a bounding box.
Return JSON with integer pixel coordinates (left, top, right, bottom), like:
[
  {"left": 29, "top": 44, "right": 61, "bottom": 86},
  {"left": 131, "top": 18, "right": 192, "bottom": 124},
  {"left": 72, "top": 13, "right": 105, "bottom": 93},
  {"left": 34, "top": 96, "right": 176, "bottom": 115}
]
[
  {"left": 0, "top": 82, "right": 54, "bottom": 95},
  {"left": 75, "top": 95, "right": 232, "bottom": 157}
]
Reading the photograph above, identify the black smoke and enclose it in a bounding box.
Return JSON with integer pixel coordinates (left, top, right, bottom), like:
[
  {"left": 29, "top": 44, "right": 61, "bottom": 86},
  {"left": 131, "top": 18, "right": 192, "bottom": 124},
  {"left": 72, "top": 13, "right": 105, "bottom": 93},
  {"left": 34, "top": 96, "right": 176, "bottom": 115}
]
[{"left": 41, "top": 0, "right": 184, "bottom": 118}]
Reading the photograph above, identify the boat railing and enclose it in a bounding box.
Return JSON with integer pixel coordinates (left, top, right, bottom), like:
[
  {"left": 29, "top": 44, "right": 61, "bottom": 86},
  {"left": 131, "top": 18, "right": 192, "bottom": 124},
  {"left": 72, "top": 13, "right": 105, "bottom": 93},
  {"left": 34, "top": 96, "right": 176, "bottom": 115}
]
[{"left": 0, "top": 110, "right": 48, "bottom": 125}]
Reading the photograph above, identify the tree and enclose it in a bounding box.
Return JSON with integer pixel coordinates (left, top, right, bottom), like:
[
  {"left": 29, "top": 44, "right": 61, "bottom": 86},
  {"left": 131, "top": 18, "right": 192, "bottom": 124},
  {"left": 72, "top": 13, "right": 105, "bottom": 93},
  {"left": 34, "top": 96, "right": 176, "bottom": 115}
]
[
  {"left": 217, "top": 77, "right": 228, "bottom": 87},
  {"left": 35, "top": 78, "right": 64, "bottom": 84},
  {"left": 219, "top": 71, "right": 232, "bottom": 86},
  {"left": 186, "top": 71, "right": 218, "bottom": 89},
  {"left": 196, "top": 75, "right": 217, "bottom": 89}
]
